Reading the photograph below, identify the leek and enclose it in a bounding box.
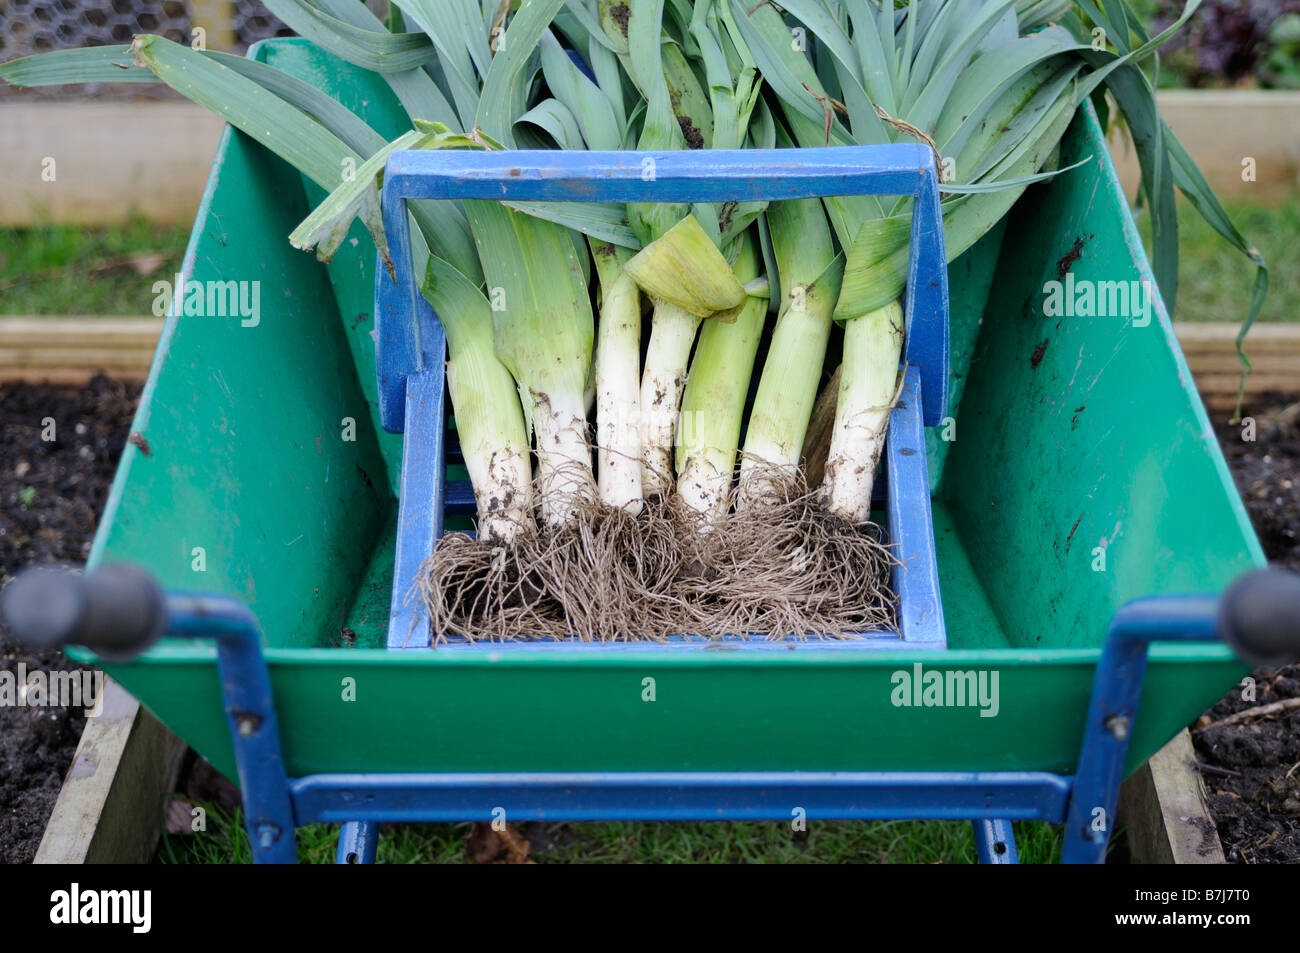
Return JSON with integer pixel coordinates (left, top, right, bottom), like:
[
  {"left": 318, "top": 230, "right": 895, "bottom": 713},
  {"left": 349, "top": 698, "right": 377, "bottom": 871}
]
[
  {"left": 726, "top": 0, "right": 1248, "bottom": 522},
  {"left": 591, "top": 241, "right": 645, "bottom": 511},
  {"left": 422, "top": 256, "right": 534, "bottom": 542},
  {"left": 738, "top": 193, "right": 843, "bottom": 506},
  {"left": 675, "top": 229, "right": 765, "bottom": 518}
]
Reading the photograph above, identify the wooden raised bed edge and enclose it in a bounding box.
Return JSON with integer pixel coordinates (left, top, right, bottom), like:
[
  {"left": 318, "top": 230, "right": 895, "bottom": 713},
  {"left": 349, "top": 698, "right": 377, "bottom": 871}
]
[
  {"left": 1, "top": 93, "right": 1294, "bottom": 227},
  {"left": 35, "top": 679, "right": 186, "bottom": 864},
  {"left": 1, "top": 318, "right": 1295, "bottom": 412},
  {"left": 1118, "top": 730, "right": 1226, "bottom": 864}
]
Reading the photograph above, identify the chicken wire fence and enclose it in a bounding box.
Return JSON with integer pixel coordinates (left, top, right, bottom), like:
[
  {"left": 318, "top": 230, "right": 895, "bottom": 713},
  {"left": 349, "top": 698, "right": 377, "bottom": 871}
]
[{"left": 0, "top": 0, "right": 389, "bottom": 99}]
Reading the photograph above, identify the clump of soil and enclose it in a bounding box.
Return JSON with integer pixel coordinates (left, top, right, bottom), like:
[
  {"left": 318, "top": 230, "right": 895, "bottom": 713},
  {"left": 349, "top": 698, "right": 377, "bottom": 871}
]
[
  {"left": 465, "top": 821, "right": 535, "bottom": 864},
  {"left": 1199, "top": 393, "right": 1300, "bottom": 864},
  {"left": 1193, "top": 672, "right": 1300, "bottom": 864},
  {"left": 0, "top": 374, "right": 141, "bottom": 864}
]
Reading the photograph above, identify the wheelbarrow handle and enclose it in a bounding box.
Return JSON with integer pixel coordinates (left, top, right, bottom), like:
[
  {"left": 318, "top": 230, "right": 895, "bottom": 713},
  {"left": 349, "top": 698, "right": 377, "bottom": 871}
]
[
  {"left": 1219, "top": 568, "right": 1300, "bottom": 667},
  {"left": 0, "top": 564, "right": 166, "bottom": 661}
]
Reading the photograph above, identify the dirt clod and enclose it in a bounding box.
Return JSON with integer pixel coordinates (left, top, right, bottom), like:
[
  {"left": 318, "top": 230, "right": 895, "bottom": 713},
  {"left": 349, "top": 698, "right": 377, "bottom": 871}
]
[
  {"left": 466, "top": 821, "right": 535, "bottom": 864},
  {"left": 1030, "top": 339, "right": 1048, "bottom": 369},
  {"left": 609, "top": 3, "right": 630, "bottom": 36},
  {"left": 677, "top": 115, "right": 705, "bottom": 149},
  {"left": 1056, "top": 236, "right": 1086, "bottom": 279}
]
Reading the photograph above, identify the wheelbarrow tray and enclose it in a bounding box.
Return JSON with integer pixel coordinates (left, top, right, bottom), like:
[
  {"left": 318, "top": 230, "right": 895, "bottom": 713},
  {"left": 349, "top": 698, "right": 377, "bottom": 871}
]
[{"left": 80, "top": 41, "right": 1262, "bottom": 785}]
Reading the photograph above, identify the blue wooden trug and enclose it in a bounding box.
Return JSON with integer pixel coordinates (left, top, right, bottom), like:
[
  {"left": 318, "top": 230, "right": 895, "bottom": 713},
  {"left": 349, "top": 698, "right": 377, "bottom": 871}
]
[{"left": 374, "top": 145, "right": 950, "bottom": 650}]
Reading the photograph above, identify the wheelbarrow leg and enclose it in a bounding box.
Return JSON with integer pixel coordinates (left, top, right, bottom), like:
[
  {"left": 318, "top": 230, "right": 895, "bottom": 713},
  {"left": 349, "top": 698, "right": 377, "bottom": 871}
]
[
  {"left": 176, "top": 597, "right": 300, "bottom": 864},
  {"left": 336, "top": 822, "right": 379, "bottom": 864},
  {"left": 972, "top": 818, "right": 1018, "bottom": 863},
  {"left": 1061, "top": 596, "right": 1220, "bottom": 864}
]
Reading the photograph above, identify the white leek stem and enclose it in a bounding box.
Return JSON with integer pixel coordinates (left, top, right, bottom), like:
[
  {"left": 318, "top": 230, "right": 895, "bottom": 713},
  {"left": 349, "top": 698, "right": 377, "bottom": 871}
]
[
  {"left": 822, "top": 300, "right": 904, "bottom": 524},
  {"left": 738, "top": 285, "right": 835, "bottom": 507},
  {"left": 530, "top": 388, "right": 595, "bottom": 527},
  {"left": 737, "top": 195, "right": 839, "bottom": 509},
  {"left": 639, "top": 300, "right": 702, "bottom": 496},
  {"left": 593, "top": 245, "right": 643, "bottom": 513},
  {"left": 421, "top": 255, "right": 535, "bottom": 545},
  {"left": 677, "top": 233, "right": 765, "bottom": 520},
  {"left": 678, "top": 297, "right": 765, "bottom": 518},
  {"left": 451, "top": 358, "right": 533, "bottom": 546}
]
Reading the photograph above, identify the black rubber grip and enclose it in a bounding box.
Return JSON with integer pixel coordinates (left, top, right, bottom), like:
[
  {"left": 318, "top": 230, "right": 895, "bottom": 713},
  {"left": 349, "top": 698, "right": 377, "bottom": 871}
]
[
  {"left": 1219, "top": 568, "right": 1300, "bottom": 667},
  {"left": 0, "top": 564, "right": 166, "bottom": 661}
]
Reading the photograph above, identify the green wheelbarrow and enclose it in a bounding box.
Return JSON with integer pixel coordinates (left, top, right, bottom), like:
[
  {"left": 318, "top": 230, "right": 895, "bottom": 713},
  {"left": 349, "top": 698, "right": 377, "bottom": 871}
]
[{"left": 49, "top": 40, "right": 1285, "bottom": 862}]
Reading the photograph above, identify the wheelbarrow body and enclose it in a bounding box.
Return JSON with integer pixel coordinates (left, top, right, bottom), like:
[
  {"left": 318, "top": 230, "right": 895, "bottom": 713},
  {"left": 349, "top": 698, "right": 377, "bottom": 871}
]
[{"left": 78, "top": 42, "right": 1262, "bottom": 814}]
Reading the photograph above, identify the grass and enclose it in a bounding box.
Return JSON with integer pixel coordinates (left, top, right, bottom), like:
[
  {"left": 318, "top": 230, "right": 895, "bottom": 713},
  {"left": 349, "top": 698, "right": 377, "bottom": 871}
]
[
  {"left": 3, "top": 192, "right": 1296, "bottom": 324},
  {"left": 0, "top": 218, "right": 189, "bottom": 315},
  {"left": 1136, "top": 192, "right": 1300, "bottom": 325},
  {"left": 160, "top": 806, "right": 1066, "bottom": 864}
]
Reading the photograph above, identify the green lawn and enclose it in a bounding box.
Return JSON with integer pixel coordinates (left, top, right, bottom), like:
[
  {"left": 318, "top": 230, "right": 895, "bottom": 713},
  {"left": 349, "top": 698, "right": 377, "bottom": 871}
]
[
  {"left": 1137, "top": 192, "right": 1300, "bottom": 325},
  {"left": 0, "top": 218, "right": 189, "bottom": 314},
  {"left": 160, "top": 808, "right": 1067, "bottom": 864},
  {"left": 4, "top": 193, "right": 1295, "bottom": 324}
]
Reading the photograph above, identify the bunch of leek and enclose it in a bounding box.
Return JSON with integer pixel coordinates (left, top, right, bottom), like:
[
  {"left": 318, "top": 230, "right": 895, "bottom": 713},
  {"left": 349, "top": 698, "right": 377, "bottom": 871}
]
[{"left": 726, "top": 0, "right": 1265, "bottom": 523}]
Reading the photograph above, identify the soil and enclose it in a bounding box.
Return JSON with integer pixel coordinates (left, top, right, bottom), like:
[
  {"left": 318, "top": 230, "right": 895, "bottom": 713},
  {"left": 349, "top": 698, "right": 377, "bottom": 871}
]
[
  {"left": 1214, "top": 397, "right": 1300, "bottom": 573},
  {"left": 1195, "top": 393, "right": 1300, "bottom": 864},
  {"left": 0, "top": 374, "right": 141, "bottom": 864}
]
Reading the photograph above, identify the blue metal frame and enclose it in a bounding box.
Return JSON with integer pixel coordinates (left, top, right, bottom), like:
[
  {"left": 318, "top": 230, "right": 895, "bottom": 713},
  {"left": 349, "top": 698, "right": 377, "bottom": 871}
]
[
  {"left": 335, "top": 821, "right": 379, "bottom": 864},
  {"left": 374, "top": 145, "right": 950, "bottom": 651},
  {"left": 159, "top": 589, "right": 1229, "bottom": 864},
  {"left": 164, "top": 595, "right": 298, "bottom": 864}
]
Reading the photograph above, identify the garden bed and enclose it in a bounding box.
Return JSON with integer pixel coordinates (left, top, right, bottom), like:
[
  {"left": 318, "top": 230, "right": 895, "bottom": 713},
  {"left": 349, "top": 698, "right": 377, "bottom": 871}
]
[
  {"left": 0, "top": 374, "right": 140, "bottom": 864},
  {"left": 1197, "top": 394, "right": 1300, "bottom": 864}
]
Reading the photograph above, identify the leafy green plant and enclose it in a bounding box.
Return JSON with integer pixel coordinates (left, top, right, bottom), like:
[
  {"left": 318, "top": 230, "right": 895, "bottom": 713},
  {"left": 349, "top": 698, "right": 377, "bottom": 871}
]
[
  {"left": 1148, "top": 0, "right": 1300, "bottom": 88},
  {"left": 1262, "top": 12, "right": 1300, "bottom": 86}
]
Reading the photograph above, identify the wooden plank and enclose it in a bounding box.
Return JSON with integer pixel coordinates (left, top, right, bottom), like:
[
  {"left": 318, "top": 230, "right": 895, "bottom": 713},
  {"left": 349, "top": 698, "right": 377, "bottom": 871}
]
[
  {"left": 1177, "top": 355, "right": 1300, "bottom": 371},
  {"left": 1194, "top": 376, "right": 1299, "bottom": 406},
  {"left": 189, "top": 0, "right": 238, "bottom": 51},
  {"left": 0, "top": 318, "right": 1293, "bottom": 406},
  {"left": 1112, "top": 90, "right": 1300, "bottom": 199},
  {"left": 0, "top": 316, "right": 162, "bottom": 380},
  {"left": 1119, "top": 729, "right": 1225, "bottom": 865},
  {"left": 0, "top": 368, "right": 148, "bottom": 385},
  {"left": 1171, "top": 322, "right": 1300, "bottom": 411},
  {"left": 0, "top": 103, "right": 224, "bottom": 226},
  {"left": 0, "top": 317, "right": 166, "bottom": 349},
  {"left": 34, "top": 679, "right": 187, "bottom": 864},
  {"left": 1175, "top": 322, "right": 1300, "bottom": 347},
  {"left": 0, "top": 348, "right": 158, "bottom": 369}
]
